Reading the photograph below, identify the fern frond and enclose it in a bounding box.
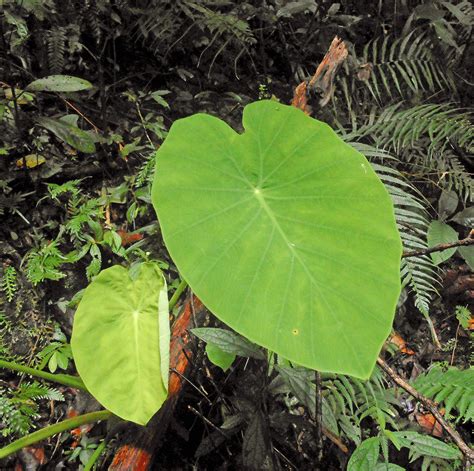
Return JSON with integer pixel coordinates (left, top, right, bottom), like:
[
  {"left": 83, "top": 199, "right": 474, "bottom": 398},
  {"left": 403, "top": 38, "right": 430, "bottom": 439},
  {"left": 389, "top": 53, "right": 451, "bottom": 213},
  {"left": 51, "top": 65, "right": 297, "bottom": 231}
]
[
  {"left": 323, "top": 365, "right": 400, "bottom": 437},
  {"left": 66, "top": 198, "right": 102, "bottom": 238},
  {"left": 45, "top": 27, "right": 67, "bottom": 74},
  {"left": 16, "top": 381, "right": 64, "bottom": 402},
  {"left": 135, "top": 153, "right": 156, "bottom": 188},
  {"left": 346, "top": 103, "right": 473, "bottom": 158},
  {"left": 359, "top": 32, "right": 455, "bottom": 102},
  {"left": 348, "top": 142, "right": 440, "bottom": 315},
  {"left": 412, "top": 365, "right": 474, "bottom": 423},
  {"left": 47, "top": 179, "right": 82, "bottom": 200},
  {"left": 24, "top": 240, "right": 67, "bottom": 285},
  {"left": 438, "top": 153, "right": 474, "bottom": 202},
  {"left": 1, "top": 265, "right": 17, "bottom": 302}
]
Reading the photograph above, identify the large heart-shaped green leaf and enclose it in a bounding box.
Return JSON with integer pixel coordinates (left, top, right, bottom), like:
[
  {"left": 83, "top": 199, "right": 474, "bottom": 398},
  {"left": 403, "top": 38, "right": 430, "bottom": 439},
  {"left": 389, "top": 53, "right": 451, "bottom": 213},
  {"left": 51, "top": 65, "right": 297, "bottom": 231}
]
[
  {"left": 152, "top": 100, "right": 402, "bottom": 379},
  {"left": 71, "top": 262, "right": 169, "bottom": 425}
]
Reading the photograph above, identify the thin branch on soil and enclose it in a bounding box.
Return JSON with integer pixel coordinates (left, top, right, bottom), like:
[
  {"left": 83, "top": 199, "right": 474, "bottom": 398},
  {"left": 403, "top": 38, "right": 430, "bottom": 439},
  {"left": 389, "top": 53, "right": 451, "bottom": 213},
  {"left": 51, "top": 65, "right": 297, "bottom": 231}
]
[
  {"left": 402, "top": 236, "right": 474, "bottom": 259},
  {"left": 187, "top": 405, "right": 230, "bottom": 438},
  {"left": 377, "top": 357, "right": 474, "bottom": 461}
]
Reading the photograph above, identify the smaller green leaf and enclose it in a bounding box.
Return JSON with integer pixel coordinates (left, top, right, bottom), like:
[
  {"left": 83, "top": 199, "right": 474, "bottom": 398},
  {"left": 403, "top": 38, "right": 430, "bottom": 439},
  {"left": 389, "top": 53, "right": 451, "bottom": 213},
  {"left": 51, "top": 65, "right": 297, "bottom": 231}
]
[
  {"left": 27, "top": 75, "right": 93, "bottom": 93},
  {"left": 206, "top": 343, "right": 235, "bottom": 372},
  {"left": 191, "top": 328, "right": 265, "bottom": 360},
  {"left": 242, "top": 412, "right": 271, "bottom": 470},
  {"left": 438, "top": 190, "right": 458, "bottom": 221},
  {"left": 427, "top": 220, "right": 458, "bottom": 265},
  {"left": 37, "top": 117, "right": 96, "bottom": 153},
  {"left": 450, "top": 207, "right": 474, "bottom": 227},
  {"left": 391, "top": 431, "right": 461, "bottom": 460},
  {"left": 71, "top": 262, "right": 169, "bottom": 425},
  {"left": 275, "top": 365, "right": 314, "bottom": 410},
  {"left": 458, "top": 245, "right": 474, "bottom": 271},
  {"left": 374, "top": 464, "right": 405, "bottom": 471},
  {"left": 48, "top": 353, "right": 58, "bottom": 373},
  {"left": 347, "top": 437, "right": 381, "bottom": 471}
]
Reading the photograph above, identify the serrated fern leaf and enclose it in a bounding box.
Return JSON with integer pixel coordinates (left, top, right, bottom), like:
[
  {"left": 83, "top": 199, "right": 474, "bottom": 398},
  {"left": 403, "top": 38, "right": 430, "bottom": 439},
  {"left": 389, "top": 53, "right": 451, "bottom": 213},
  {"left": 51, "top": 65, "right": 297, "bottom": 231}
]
[
  {"left": 1, "top": 265, "right": 17, "bottom": 302},
  {"left": 16, "top": 381, "right": 64, "bottom": 402},
  {"left": 412, "top": 365, "right": 474, "bottom": 423},
  {"left": 349, "top": 143, "right": 440, "bottom": 315},
  {"left": 359, "top": 33, "right": 455, "bottom": 102},
  {"left": 346, "top": 104, "right": 473, "bottom": 158}
]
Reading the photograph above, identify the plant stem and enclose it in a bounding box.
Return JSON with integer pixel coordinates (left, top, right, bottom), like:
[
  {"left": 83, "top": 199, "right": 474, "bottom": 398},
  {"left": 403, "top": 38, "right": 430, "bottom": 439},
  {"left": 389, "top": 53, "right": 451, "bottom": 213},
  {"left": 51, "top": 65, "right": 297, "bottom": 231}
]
[
  {"left": 84, "top": 439, "right": 107, "bottom": 471},
  {"left": 402, "top": 236, "right": 474, "bottom": 259},
  {"left": 0, "top": 410, "right": 112, "bottom": 459},
  {"left": 377, "top": 357, "right": 474, "bottom": 461},
  {"left": 0, "top": 359, "right": 87, "bottom": 391},
  {"left": 169, "top": 278, "right": 188, "bottom": 311}
]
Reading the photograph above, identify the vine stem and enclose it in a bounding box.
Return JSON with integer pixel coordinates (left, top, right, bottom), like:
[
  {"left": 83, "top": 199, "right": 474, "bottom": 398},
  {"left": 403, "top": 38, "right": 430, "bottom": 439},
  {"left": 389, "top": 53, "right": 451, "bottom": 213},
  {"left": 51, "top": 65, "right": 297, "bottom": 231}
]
[
  {"left": 377, "top": 357, "right": 474, "bottom": 462},
  {"left": 169, "top": 278, "right": 188, "bottom": 311},
  {"left": 0, "top": 359, "right": 87, "bottom": 391},
  {"left": 402, "top": 236, "right": 474, "bottom": 259},
  {"left": 0, "top": 410, "right": 112, "bottom": 459}
]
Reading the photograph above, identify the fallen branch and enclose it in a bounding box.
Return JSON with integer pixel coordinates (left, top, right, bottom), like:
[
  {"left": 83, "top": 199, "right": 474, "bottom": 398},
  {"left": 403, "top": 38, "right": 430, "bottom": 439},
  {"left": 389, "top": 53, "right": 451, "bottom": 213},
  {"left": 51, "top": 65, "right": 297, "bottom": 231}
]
[
  {"left": 377, "top": 357, "right": 474, "bottom": 462},
  {"left": 291, "top": 36, "right": 348, "bottom": 114},
  {"left": 402, "top": 236, "right": 474, "bottom": 259}
]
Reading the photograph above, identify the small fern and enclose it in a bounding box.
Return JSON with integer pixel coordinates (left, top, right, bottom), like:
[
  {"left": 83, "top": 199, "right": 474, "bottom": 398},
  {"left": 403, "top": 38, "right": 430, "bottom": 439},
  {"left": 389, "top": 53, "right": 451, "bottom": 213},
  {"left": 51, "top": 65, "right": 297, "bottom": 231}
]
[
  {"left": 277, "top": 364, "right": 400, "bottom": 446},
  {"left": 134, "top": 152, "right": 156, "bottom": 188},
  {"left": 45, "top": 27, "right": 67, "bottom": 73},
  {"left": 47, "top": 179, "right": 82, "bottom": 200},
  {"left": 0, "top": 381, "right": 64, "bottom": 437},
  {"left": 65, "top": 197, "right": 102, "bottom": 239},
  {"left": 24, "top": 240, "right": 67, "bottom": 285},
  {"left": 412, "top": 365, "right": 474, "bottom": 423},
  {"left": 1, "top": 265, "right": 17, "bottom": 302}
]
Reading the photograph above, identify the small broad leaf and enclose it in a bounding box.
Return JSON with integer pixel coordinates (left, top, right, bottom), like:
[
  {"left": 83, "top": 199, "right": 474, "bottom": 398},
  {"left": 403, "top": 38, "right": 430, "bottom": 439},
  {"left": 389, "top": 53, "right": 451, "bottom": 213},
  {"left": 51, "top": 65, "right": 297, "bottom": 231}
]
[
  {"left": 152, "top": 100, "right": 402, "bottom": 379},
  {"left": 275, "top": 365, "right": 315, "bottom": 410},
  {"left": 16, "top": 154, "right": 46, "bottom": 168},
  {"left": 205, "top": 343, "right": 235, "bottom": 371},
  {"left": 450, "top": 207, "right": 474, "bottom": 227},
  {"left": 26, "top": 75, "right": 93, "bottom": 93},
  {"left": 191, "top": 327, "right": 265, "bottom": 360},
  {"left": 459, "top": 245, "right": 474, "bottom": 271},
  {"left": 37, "top": 117, "right": 96, "bottom": 153},
  {"left": 71, "top": 262, "right": 169, "bottom": 425},
  {"left": 242, "top": 411, "right": 272, "bottom": 470},
  {"left": 427, "top": 220, "right": 458, "bottom": 265},
  {"left": 438, "top": 190, "right": 458, "bottom": 221},
  {"left": 391, "top": 431, "right": 461, "bottom": 460},
  {"left": 347, "top": 437, "right": 381, "bottom": 471},
  {"left": 374, "top": 464, "right": 405, "bottom": 471}
]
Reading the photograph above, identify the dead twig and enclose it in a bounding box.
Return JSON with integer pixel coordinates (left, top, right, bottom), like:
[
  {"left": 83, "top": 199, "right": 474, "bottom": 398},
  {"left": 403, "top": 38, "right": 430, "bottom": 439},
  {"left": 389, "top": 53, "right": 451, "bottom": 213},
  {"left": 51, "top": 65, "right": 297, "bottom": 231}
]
[
  {"left": 402, "top": 235, "right": 474, "bottom": 259},
  {"left": 377, "top": 357, "right": 474, "bottom": 462},
  {"left": 291, "top": 36, "right": 348, "bottom": 114}
]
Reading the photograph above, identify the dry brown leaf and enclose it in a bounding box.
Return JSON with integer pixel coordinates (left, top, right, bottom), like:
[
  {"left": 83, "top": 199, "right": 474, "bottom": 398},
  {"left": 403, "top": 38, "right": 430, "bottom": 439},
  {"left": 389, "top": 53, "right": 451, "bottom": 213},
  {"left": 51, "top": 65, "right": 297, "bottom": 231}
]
[
  {"left": 389, "top": 332, "right": 415, "bottom": 355},
  {"left": 415, "top": 410, "right": 445, "bottom": 437}
]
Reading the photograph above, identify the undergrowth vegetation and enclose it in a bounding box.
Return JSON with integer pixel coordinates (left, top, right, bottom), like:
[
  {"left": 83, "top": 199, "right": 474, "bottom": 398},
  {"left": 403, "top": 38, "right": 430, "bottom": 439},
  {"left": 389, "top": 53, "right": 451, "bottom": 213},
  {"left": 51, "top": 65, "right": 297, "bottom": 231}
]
[{"left": 0, "top": 0, "right": 472, "bottom": 469}]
